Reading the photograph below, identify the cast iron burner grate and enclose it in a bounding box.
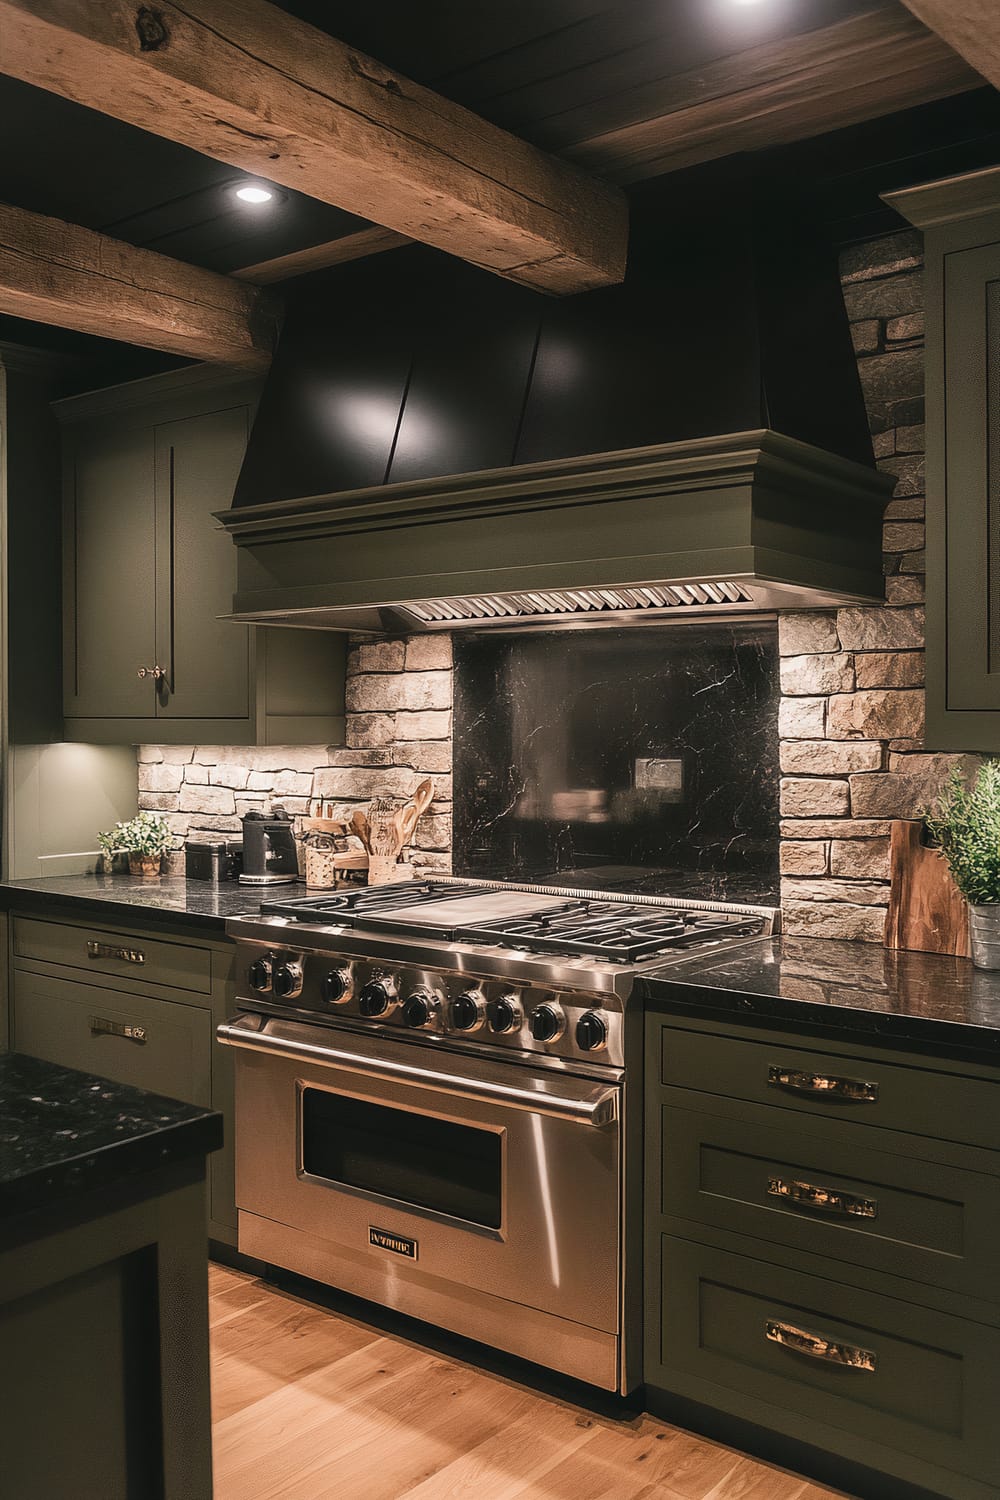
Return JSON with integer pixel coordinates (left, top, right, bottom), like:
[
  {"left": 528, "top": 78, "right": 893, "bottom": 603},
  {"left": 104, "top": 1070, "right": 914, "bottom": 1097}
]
[
  {"left": 260, "top": 881, "right": 765, "bottom": 961},
  {"left": 461, "top": 901, "right": 763, "bottom": 963}
]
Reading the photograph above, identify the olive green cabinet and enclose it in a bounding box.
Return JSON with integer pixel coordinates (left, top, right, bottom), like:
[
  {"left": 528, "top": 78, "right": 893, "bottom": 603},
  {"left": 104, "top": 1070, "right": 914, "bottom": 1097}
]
[
  {"left": 646, "top": 1011, "right": 1000, "bottom": 1500},
  {"left": 10, "top": 911, "right": 237, "bottom": 1245},
  {"left": 889, "top": 167, "right": 1000, "bottom": 750},
  {"left": 58, "top": 368, "right": 346, "bottom": 745}
]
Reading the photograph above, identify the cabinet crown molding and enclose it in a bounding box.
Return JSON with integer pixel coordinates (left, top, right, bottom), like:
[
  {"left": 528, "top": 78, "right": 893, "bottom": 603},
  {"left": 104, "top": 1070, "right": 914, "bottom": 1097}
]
[{"left": 884, "top": 165, "right": 1000, "bottom": 230}]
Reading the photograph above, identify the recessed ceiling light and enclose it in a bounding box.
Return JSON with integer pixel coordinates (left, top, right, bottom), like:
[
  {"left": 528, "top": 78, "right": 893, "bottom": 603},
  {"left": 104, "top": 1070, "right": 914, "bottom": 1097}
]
[{"left": 235, "top": 183, "right": 274, "bottom": 205}]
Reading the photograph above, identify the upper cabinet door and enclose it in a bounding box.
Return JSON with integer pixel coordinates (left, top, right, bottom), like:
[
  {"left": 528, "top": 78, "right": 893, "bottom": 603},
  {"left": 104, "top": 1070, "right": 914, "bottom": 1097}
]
[
  {"left": 940, "top": 242, "right": 1000, "bottom": 727},
  {"left": 153, "top": 405, "right": 251, "bottom": 721},
  {"left": 63, "top": 426, "right": 156, "bottom": 718},
  {"left": 890, "top": 171, "right": 1000, "bottom": 753}
]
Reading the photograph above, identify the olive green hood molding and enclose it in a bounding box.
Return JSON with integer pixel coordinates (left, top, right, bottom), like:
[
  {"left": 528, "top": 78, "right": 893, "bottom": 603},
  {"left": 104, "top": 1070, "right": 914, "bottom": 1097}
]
[{"left": 216, "top": 430, "right": 892, "bottom": 634}]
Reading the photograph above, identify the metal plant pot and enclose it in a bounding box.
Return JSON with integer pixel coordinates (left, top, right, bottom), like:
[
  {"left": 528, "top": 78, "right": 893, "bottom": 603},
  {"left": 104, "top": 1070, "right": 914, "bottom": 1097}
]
[{"left": 969, "top": 904, "right": 1000, "bottom": 969}]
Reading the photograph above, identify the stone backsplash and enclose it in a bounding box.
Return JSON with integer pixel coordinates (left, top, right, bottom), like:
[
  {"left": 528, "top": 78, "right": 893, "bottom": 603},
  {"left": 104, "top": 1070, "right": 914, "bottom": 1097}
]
[
  {"left": 778, "top": 229, "right": 976, "bottom": 940},
  {"left": 139, "top": 229, "right": 963, "bottom": 940},
  {"left": 138, "top": 635, "right": 454, "bottom": 872}
]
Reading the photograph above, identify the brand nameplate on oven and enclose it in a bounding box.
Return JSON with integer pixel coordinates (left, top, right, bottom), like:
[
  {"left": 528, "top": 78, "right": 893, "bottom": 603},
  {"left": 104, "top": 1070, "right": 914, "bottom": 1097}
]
[{"left": 369, "top": 1226, "right": 418, "bottom": 1260}]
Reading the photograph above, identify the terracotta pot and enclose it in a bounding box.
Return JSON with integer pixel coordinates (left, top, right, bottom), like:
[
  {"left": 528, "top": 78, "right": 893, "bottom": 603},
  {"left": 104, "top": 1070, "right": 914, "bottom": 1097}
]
[{"left": 128, "top": 852, "right": 163, "bottom": 878}]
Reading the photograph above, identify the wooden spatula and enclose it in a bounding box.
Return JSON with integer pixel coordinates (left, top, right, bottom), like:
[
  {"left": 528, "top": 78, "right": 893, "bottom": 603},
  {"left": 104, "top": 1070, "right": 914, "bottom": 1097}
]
[
  {"left": 399, "top": 778, "right": 435, "bottom": 846},
  {"left": 350, "top": 808, "right": 371, "bottom": 852}
]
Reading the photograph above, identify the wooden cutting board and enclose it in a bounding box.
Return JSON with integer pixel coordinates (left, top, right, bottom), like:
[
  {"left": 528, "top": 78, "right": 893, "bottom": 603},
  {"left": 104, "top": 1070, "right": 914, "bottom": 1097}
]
[{"left": 884, "top": 819, "right": 971, "bottom": 957}]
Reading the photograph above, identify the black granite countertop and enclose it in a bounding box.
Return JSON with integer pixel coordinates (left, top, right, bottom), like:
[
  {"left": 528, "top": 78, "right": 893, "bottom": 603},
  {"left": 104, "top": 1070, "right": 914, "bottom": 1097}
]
[
  {"left": 0, "top": 873, "right": 296, "bottom": 931},
  {"left": 0, "top": 1053, "right": 223, "bottom": 1218},
  {"left": 642, "top": 935, "right": 1000, "bottom": 1061}
]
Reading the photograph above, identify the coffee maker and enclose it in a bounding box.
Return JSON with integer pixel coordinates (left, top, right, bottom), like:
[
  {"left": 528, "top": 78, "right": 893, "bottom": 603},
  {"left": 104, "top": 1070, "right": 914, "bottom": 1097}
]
[{"left": 239, "top": 808, "right": 298, "bottom": 885}]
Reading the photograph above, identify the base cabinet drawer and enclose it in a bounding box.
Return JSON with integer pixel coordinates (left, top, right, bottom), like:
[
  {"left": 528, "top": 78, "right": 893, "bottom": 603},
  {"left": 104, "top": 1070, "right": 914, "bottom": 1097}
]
[
  {"left": 14, "top": 916, "right": 212, "bottom": 995},
  {"left": 660, "top": 1099, "right": 1000, "bottom": 1302},
  {"left": 12, "top": 970, "right": 212, "bottom": 1107},
  {"left": 661, "top": 1024, "right": 1000, "bottom": 1151},
  {"left": 653, "top": 1236, "right": 1000, "bottom": 1499}
]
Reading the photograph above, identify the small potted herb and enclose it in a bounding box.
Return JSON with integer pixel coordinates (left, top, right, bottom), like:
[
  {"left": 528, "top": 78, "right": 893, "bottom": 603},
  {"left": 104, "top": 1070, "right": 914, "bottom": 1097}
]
[
  {"left": 925, "top": 760, "right": 1000, "bottom": 969},
  {"left": 96, "top": 825, "right": 130, "bottom": 876},
  {"left": 98, "top": 813, "right": 175, "bottom": 878}
]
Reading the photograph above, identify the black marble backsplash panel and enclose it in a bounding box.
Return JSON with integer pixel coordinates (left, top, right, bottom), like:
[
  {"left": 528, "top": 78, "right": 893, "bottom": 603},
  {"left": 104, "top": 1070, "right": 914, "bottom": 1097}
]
[{"left": 453, "top": 624, "right": 779, "bottom": 904}]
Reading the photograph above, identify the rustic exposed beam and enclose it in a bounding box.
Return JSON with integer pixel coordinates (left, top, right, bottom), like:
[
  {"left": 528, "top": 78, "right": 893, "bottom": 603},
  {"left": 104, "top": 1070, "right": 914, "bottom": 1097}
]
[
  {"left": 0, "top": 0, "right": 627, "bottom": 295},
  {"left": 232, "top": 226, "right": 411, "bottom": 286},
  {"left": 564, "top": 7, "right": 981, "bottom": 184},
  {"left": 897, "top": 1, "right": 1000, "bottom": 90},
  {"left": 0, "top": 201, "right": 278, "bottom": 367}
]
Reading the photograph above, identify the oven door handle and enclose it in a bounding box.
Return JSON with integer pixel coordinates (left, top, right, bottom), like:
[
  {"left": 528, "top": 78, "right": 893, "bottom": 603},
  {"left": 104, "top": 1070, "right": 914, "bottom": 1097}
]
[{"left": 217, "top": 1014, "right": 619, "bottom": 1128}]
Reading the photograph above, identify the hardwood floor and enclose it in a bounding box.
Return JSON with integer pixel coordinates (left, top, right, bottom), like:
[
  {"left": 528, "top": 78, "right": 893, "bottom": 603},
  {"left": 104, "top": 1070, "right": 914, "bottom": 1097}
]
[{"left": 209, "top": 1265, "right": 851, "bottom": 1500}]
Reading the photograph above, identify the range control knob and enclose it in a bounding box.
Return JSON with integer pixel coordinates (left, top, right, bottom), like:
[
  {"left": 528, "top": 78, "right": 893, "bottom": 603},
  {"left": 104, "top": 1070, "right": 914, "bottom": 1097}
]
[
  {"left": 359, "top": 976, "right": 397, "bottom": 1018},
  {"left": 272, "top": 958, "right": 304, "bottom": 1000},
  {"left": 402, "top": 990, "right": 440, "bottom": 1029},
  {"left": 247, "top": 956, "right": 272, "bottom": 993},
  {"left": 449, "top": 989, "right": 486, "bottom": 1032},
  {"left": 576, "top": 1010, "right": 609, "bottom": 1053},
  {"left": 321, "top": 967, "right": 353, "bottom": 1005},
  {"left": 529, "top": 1003, "right": 565, "bottom": 1044},
  {"left": 488, "top": 993, "right": 522, "bottom": 1034}
]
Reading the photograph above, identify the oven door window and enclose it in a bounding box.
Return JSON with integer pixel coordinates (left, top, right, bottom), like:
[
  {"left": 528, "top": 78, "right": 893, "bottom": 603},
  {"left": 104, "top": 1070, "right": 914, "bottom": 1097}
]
[{"left": 300, "top": 1087, "right": 502, "bottom": 1229}]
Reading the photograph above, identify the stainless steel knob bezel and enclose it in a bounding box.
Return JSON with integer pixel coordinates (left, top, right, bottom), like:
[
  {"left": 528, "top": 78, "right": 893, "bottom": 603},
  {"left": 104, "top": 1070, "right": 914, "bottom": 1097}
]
[
  {"left": 401, "top": 988, "right": 441, "bottom": 1028},
  {"left": 488, "top": 992, "right": 523, "bottom": 1034},
  {"left": 449, "top": 987, "right": 487, "bottom": 1032},
  {"left": 272, "top": 957, "right": 304, "bottom": 1000},
  {"left": 359, "top": 973, "right": 399, "bottom": 1017},
  {"left": 529, "top": 1001, "right": 566, "bottom": 1043},
  {"left": 247, "top": 955, "right": 273, "bottom": 993},
  {"left": 322, "top": 966, "right": 353, "bottom": 1005}
]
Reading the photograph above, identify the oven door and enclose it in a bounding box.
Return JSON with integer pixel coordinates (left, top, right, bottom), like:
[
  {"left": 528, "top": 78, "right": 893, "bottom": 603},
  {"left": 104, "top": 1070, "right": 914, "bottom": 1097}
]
[{"left": 218, "top": 1013, "right": 622, "bottom": 1354}]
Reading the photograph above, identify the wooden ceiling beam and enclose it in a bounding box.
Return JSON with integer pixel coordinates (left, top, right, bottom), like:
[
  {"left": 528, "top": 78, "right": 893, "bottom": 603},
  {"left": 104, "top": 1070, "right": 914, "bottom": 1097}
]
[
  {"left": 232, "top": 227, "right": 411, "bottom": 287},
  {"left": 897, "top": 1, "right": 1000, "bottom": 90},
  {"left": 0, "top": 0, "right": 627, "bottom": 295},
  {"left": 564, "top": 6, "right": 981, "bottom": 184},
  {"left": 0, "top": 201, "right": 278, "bottom": 367}
]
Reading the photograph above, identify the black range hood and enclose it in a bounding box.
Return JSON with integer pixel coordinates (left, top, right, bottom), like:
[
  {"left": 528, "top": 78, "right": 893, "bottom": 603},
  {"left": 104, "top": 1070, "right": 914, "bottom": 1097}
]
[{"left": 220, "top": 170, "right": 891, "bottom": 631}]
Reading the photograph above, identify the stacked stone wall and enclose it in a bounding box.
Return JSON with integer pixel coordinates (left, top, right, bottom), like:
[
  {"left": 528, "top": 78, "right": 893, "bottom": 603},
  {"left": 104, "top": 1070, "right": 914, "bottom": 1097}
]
[
  {"left": 778, "top": 230, "right": 977, "bottom": 940},
  {"left": 138, "top": 635, "right": 454, "bottom": 872}
]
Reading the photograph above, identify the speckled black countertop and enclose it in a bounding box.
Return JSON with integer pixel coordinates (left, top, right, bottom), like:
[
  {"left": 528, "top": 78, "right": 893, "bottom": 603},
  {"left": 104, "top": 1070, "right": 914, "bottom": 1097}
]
[
  {"left": 5, "top": 877, "right": 1000, "bottom": 1058},
  {"left": 0, "top": 873, "right": 284, "bottom": 931},
  {"left": 642, "top": 935, "right": 1000, "bottom": 1061},
  {"left": 0, "top": 1053, "right": 223, "bottom": 1218}
]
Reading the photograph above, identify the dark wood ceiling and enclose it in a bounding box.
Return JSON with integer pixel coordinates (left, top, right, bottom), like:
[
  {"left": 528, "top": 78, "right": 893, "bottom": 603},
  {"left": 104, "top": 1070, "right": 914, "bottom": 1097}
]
[
  {"left": 0, "top": 0, "right": 996, "bottom": 386},
  {"left": 0, "top": 0, "right": 987, "bottom": 279}
]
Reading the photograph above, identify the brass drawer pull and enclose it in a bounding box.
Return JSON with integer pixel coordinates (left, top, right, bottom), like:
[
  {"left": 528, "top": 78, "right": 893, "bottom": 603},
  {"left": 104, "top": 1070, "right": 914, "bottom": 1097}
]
[
  {"left": 767, "top": 1176, "right": 877, "bottom": 1220},
  {"left": 87, "top": 941, "right": 146, "bottom": 965},
  {"left": 765, "top": 1319, "right": 876, "bottom": 1373},
  {"left": 767, "top": 1066, "right": 878, "bottom": 1103},
  {"left": 90, "top": 1015, "right": 147, "bottom": 1044}
]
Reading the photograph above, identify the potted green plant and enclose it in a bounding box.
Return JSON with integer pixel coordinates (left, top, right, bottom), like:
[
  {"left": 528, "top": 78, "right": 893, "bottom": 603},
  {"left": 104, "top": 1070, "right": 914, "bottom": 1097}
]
[
  {"left": 98, "top": 813, "right": 175, "bottom": 878},
  {"left": 96, "top": 824, "right": 131, "bottom": 876},
  {"left": 925, "top": 760, "right": 1000, "bottom": 969}
]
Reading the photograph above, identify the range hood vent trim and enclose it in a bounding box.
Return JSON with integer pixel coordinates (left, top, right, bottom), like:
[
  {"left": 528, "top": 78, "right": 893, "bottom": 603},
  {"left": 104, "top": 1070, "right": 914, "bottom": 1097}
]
[{"left": 218, "top": 430, "right": 893, "bottom": 633}]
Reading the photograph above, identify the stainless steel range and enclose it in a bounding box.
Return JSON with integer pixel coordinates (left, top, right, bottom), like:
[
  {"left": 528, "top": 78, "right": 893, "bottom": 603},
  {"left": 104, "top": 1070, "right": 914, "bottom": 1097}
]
[{"left": 218, "top": 877, "right": 777, "bottom": 1393}]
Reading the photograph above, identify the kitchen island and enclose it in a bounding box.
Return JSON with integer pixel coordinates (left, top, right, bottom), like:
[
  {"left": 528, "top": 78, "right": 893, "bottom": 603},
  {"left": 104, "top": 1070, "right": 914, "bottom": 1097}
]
[{"left": 0, "top": 1053, "right": 222, "bottom": 1500}]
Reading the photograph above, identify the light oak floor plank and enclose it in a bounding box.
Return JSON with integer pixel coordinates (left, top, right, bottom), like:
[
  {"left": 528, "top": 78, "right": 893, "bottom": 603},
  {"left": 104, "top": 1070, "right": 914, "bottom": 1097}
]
[{"left": 209, "top": 1266, "right": 852, "bottom": 1500}]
